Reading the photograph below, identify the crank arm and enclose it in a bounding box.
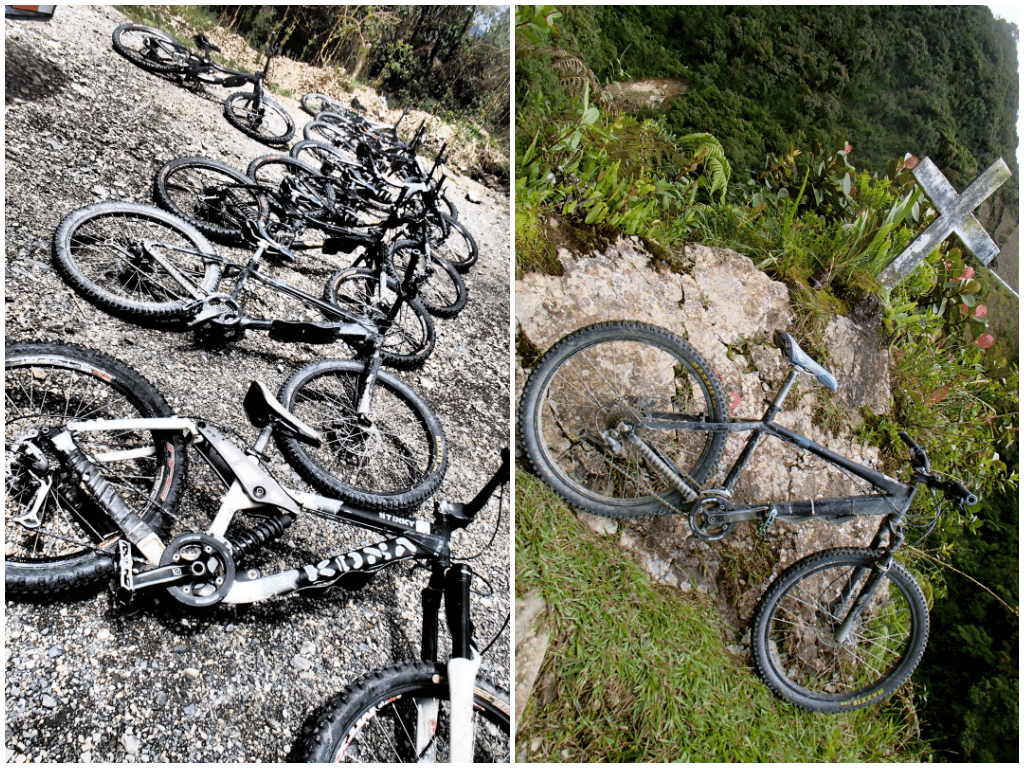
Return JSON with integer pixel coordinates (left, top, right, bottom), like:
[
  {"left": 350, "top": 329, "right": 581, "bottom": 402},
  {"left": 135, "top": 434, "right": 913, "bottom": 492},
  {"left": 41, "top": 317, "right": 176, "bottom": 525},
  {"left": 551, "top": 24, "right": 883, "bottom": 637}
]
[{"left": 118, "top": 541, "right": 188, "bottom": 592}]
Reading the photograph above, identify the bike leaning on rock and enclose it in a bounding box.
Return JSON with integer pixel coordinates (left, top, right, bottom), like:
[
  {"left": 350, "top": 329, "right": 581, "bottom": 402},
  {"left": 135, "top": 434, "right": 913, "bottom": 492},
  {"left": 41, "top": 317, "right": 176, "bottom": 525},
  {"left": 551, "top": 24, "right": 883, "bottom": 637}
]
[{"left": 517, "top": 320, "right": 978, "bottom": 713}]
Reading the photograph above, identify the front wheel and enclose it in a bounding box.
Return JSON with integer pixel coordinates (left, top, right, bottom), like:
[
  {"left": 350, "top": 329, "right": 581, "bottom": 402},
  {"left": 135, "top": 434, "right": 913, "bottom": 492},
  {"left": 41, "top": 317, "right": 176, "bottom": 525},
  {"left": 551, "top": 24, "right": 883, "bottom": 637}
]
[
  {"left": 5, "top": 343, "right": 187, "bottom": 597},
  {"left": 750, "top": 548, "right": 930, "bottom": 712},
  {"left": 322, "top": 267, "right": 435, "bottom": 370},
  {"left": 276, "top": 359, "right": 447, "bottom": 510},
  {"left": 297, "top": 661, "right": 510, "bottom": 763},
  {"left": 518, "top": 321, "right": 727, "bottom": 518},
  {"left": 224, "top": 92, "right": 295, "bottom": 146},
  {"left": 386, "top": 241, "right": 468, "bottom": 319},
  {"left": 430, "top": 214, "right": 477, "bottom": 273}
]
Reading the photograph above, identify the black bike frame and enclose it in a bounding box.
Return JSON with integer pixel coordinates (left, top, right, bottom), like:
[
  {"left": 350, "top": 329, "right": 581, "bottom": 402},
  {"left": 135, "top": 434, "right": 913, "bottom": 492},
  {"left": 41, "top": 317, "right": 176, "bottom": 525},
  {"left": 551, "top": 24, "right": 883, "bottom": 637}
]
[{"left": 647, "top": 367, "right": 917, "bottom": 526}]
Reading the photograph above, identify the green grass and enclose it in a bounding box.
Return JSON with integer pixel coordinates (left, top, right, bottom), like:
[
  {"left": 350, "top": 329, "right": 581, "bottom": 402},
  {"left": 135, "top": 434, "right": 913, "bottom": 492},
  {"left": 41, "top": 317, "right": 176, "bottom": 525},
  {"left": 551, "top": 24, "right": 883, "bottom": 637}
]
[{"left": 516, "top": 471, "right": 932, "bottom": 762}]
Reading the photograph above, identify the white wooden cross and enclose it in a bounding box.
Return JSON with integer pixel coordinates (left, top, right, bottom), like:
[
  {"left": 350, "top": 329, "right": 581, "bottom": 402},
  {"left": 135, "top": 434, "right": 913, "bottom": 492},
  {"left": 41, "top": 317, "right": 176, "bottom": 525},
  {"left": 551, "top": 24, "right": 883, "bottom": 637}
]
[{"left": 879, "top": 157, "right": 1012, "bottom": 287}]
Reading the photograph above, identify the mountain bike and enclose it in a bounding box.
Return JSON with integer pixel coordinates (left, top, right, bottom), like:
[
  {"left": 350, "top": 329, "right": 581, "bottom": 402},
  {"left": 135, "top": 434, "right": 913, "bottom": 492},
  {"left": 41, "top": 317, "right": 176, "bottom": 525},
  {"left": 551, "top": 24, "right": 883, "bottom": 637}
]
[
  {"left": 112, "top": 22, "right": 295, "bottom": 146},
  {"left": 5, "top": 343, "right": 508, "bottom": 760},
  {"left": 297, "top": 451, "right": 512, "bottom": 763},
  {"left": 517, "top": 320, "right": 978, "bottom": 712},
  {"left": 151, "top": 154, "right": 469, "bottom": 318},
  {"left": 51, "top": 200, "right": 436, "bottom": 369}
]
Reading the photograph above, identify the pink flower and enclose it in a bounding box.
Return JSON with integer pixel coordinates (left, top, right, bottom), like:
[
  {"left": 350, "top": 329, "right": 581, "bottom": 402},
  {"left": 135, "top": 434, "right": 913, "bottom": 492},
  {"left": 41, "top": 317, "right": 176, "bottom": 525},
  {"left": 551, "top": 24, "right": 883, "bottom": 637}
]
[
  {"left": 974, "top": 305, "right": 987, "bottom": 318},
  {"left": 976, "top": 334, "right": 995, "bottom": 349},
  {"left": 954, "top": 265, "right": 975, "bottom": 282},
  {"left": 844, "top": 144, "right": 853, "bottom": 154}
]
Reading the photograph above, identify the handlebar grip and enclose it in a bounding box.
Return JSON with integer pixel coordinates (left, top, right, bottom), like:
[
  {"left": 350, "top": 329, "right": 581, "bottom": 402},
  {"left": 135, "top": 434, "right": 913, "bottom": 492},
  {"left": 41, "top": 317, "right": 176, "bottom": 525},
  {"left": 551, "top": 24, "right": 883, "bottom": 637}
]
[{"left": 947, "top": 480, "right": 978, "bottom": 507}]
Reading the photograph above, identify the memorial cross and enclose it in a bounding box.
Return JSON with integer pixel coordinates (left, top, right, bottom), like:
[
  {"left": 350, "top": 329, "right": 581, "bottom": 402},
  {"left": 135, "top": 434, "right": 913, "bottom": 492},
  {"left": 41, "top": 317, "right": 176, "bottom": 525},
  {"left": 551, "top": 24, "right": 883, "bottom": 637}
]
[{"left": 879, "top": 157, "right": 1012, "bottom": 287}]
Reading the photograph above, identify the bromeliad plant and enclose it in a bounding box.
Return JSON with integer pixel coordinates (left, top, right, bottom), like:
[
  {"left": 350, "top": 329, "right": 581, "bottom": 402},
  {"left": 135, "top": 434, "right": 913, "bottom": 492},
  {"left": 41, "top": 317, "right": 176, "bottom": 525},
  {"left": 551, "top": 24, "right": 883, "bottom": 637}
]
[{"left": 516, "top": 84, "right": 730, "bottom": 252}]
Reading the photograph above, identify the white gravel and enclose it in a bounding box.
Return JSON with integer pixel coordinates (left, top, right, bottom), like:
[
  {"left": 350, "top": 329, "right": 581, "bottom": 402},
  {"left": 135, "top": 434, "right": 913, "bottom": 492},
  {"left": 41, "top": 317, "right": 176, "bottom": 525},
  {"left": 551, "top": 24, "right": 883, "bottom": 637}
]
[{"left": 5, "top": 5, "right": 511, "bottom": 762}]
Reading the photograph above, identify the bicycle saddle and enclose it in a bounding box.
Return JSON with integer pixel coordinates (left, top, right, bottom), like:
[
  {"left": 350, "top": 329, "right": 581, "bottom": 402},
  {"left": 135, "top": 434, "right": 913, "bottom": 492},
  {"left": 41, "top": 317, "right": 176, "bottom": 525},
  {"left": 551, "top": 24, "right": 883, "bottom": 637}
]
[
  {"left": 773, "top": 331, "right": 838, "bottom": 391},
  {"left": 194, "top": 33, "right": 220, "bottom": 53},
  {"left": 243, "top": 381, "right": 322, "bottom": 446}
]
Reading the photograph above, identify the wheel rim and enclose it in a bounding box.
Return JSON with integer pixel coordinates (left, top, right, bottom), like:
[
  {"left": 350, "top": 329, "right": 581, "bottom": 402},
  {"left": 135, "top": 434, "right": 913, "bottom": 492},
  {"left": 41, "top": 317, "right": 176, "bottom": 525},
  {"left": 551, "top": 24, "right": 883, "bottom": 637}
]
[
  {"left": 529, "top": 334, "right": 721, "bottom": 512},
  {"left": 764, "top": 561, "right": 918, "bottom": 702},
  {"left": 61, "top": 207, "right": 213, "bottom": 311},
  {"left": 286, "top": 368, "right": 438, "bottom": 497}
]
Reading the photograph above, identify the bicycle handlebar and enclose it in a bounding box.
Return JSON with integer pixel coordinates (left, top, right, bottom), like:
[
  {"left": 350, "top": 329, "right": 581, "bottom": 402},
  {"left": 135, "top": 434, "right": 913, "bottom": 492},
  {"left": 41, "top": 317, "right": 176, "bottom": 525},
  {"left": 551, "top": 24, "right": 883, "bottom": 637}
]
[
  {"left": 900, "top": 431, "right": 978, "bottom": 506},
  {"left": 439, "top": 449, "right": 510, "bottom": 530}
]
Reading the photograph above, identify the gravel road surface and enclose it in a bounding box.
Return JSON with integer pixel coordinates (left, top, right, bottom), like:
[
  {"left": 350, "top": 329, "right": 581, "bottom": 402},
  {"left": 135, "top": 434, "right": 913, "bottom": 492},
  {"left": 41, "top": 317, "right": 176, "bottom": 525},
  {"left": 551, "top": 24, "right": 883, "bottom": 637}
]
[{"left": 5, "top": 5, "right": 511, "bottom": 762}]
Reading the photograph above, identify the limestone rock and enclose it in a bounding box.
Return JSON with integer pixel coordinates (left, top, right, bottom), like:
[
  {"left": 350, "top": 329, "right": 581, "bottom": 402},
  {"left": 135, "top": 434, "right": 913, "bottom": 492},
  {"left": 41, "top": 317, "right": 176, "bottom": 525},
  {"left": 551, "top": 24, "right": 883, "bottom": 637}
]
[{"left": 516, "top": 237, "right": 895, "bottom": 632}]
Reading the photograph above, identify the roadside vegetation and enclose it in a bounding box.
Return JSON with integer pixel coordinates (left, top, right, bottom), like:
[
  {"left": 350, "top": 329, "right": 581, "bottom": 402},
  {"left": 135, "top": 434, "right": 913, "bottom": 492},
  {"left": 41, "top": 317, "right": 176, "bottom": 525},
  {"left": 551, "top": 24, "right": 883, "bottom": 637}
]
[
  {"left": 116, "top": 4, "right": 510, "bottom": 187},
  {"left": 516, "top": 5, "right": 1018, "bottom": 762}
]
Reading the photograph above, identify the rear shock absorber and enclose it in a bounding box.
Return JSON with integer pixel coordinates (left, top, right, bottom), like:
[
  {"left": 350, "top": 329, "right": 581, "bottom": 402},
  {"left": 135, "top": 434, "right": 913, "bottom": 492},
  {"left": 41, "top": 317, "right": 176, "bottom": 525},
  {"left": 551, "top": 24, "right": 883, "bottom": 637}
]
[{"left": 228, "top": 514, "right": 295, "bottom": 563}]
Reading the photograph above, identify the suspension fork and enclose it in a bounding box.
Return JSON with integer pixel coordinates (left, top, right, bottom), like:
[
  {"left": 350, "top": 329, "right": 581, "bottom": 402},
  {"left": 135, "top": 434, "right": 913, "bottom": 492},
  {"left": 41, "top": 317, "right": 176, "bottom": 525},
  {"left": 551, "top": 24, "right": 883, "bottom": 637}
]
[
  {"left": 354, "top": 350, "right": 383, "bottom": 421},
  {"left": 828, "top": 522, "right": 906, "bottom": 644},
  {"left": 444, "top": 563, "right": 480, "bottom": 763}
]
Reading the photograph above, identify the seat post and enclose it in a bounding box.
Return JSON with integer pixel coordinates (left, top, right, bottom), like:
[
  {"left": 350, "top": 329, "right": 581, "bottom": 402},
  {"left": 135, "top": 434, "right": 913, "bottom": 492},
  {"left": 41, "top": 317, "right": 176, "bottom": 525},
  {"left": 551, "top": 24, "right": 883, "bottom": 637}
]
[
  {"left": 251, "top": 424, "right": 274, "bottom": 455},
  {"left": 763, "top": 369, "right": 800, "bottom": 423}
]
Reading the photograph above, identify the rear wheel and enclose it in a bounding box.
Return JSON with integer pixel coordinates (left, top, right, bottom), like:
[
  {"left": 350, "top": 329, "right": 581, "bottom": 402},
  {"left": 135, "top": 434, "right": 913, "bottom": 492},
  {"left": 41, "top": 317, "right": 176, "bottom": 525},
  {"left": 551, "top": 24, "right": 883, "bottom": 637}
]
[
  {"left": 153, "top": 156, "right": 268, "bottom": 242},
  {"left": 5, "top": 343, "right": 187, "bottom": 597},
  {"left": 298, "top": 662, "right": 510, "bottom": 763},
  {"left": 518, "top": 321, "right": 727, "bottom": 518},
  {"left": 300, "top": 92, "right": 341, "bottom": 117},
  {"left": 112, "top": 23, "right": 189, "bottom": 75},
  {"left": 52, "top": 202, "right": 223, "bottom": 323}
]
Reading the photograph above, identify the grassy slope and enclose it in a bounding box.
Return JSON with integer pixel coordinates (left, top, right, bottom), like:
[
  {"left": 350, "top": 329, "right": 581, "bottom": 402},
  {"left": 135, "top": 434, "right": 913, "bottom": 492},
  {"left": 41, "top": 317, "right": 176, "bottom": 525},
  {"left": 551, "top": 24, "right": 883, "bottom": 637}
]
[{"left": 516, "top": 472, "right": 930, "bottom": 763}]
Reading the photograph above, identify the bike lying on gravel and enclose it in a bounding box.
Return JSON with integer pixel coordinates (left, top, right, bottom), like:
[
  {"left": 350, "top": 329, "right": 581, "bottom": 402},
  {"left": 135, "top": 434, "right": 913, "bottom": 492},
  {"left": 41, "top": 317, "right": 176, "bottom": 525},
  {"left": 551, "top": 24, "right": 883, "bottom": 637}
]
[
  {"left": 151, "top": 153, "right": 471, "bottom": 320},
  {"left": 517, "top": 321, "right": 978, "bottom": 713},
  {"left": 52, "top": 199, "right": 437, "bottom": 369},
  {"left": 5, "top": 342, "right": 508, "bottom": 761},
  {"left": 112, "top": 22, "right": 295, "bottom": 146}
]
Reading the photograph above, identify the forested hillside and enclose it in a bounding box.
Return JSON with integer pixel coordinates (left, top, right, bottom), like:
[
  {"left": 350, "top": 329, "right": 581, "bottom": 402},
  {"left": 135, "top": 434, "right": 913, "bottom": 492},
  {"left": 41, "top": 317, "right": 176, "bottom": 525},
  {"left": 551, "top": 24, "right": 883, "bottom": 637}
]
[
  {"left": 122, "top": 4, "right": 512, "bottom": 184},
  {"left": 520, "top": 5, "right": 1018, "bottom": 188},
  {"left": 516, "top": 5, "right": 1018, "bottom": 763}
]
